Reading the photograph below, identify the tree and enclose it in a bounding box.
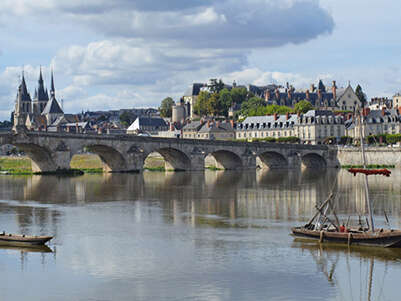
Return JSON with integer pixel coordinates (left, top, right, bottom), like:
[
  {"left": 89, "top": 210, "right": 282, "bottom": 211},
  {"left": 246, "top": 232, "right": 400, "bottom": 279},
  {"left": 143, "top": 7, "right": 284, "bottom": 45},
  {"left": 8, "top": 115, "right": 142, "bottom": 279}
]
[
  {"left": 217, "top": 88, "right": 233, "bottom": 116},
  {"left": 119, "top": 111, "right": 135, "bottom": 127},
  {"left": 355, "top": 85, "right": 367, "bottom": 108},
  {"left": 207, "top": 93, "right": 219, "bottom": 116},
  {"left": 208, "top": 78, "right": 225, "bottom": 94},
  {"left": 240, "top": 96, "right": 266, "bottom": 116},
  {"left": 193, "top": 91, "right": 210, "bottom": 117},
  {"left": 230, "top": 87, "right": 248, "bottom": 105},
  {"left": 159, "top": 97, "right": 175, "bottom": 118},
  {"left": 294, "top": 100, "right": 314, "bottom": 114}
]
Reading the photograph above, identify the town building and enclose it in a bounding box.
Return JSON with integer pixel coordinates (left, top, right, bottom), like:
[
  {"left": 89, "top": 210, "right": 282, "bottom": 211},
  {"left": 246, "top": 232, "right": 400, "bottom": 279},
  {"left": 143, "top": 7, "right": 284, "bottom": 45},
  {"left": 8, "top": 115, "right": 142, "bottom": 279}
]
[
  {"left": 182, "top": 120, "right": 235, "bottom": 140},
  {"left": 264, "top": 81, "right": 361, "bottom": 112},
  {"left": 393, "top": 93, "right": 401, "bottom": 108},
  {"left": 126, "top": 116, "right": 168, "bottom": 135},
  {"left": 236, "top": 110, "right": 345, "bottom": 145},
  {"left": 370, "top": 97, "right": 392, "bottom": 110},
  {"left": 347, "top": 107, "right": 401, "bottom": 140}
]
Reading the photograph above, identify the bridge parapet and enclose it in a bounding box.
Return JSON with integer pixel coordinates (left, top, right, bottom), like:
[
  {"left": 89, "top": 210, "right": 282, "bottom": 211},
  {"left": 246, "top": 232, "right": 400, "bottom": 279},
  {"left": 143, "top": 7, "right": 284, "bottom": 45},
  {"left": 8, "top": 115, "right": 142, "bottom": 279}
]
[{"left": 0, "top": 130, "right": 338, "bottom": 173}]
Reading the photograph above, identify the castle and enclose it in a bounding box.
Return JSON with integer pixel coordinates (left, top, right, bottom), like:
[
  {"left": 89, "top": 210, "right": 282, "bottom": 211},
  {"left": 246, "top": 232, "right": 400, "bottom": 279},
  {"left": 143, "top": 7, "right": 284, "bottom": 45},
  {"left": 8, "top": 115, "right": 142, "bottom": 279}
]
[{"left": 13, "top": 69, "right": 64, "bottom": 130}]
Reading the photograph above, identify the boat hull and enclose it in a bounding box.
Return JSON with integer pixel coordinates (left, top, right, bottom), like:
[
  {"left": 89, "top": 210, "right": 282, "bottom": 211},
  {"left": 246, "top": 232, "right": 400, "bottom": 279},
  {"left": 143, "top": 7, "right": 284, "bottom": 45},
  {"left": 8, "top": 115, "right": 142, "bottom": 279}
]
[
  {"left": 292, "top": 227, "right": 401, "bottom": 248},
  {"left": 0, "top": 234, "right": 53, "bottom": 247}
]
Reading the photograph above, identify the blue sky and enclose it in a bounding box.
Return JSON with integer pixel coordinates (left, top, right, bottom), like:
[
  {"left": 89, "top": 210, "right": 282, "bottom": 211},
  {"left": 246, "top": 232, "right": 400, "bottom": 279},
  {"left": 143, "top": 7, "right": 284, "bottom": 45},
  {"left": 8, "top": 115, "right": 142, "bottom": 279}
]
[{"left": 0, "top": 0, "right": 401, "bottom": 120}]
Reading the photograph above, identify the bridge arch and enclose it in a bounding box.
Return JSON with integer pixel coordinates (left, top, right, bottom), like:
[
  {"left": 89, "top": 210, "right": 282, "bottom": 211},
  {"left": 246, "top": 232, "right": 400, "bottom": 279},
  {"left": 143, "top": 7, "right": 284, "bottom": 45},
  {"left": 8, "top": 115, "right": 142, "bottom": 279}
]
[
  {"left": 148, "top": 147, "right": 191, "bottom": 171},
  {"left": 207, "top": 150, "right": 242, "bottom": 170},
  {"left": 258, "top": 151, "right": 288, "bottom": 169},
  {"left": 13, "top": 143, "right": 58, "bottom": 173},
  {"left": 301, "top": 152, "right": 327, "bottom": 169},
  {"left": 84, "top": 144, "right": 127, "bottom": 172}
]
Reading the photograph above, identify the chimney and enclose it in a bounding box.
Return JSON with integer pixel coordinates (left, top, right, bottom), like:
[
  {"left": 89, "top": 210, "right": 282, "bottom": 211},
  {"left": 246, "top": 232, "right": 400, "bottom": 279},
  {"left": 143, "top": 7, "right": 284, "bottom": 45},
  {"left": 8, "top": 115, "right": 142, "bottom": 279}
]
[
  {"left": 363, "top": 108, "right": 370, "bottom": 117},
  {"left": 306, "top": 89, "right": 310, "bottom": 100},
  {"left": 275, "top": 88, "right": 280, "bottom": 100},
  {"left": 216, "top": 121, "right": 220, "bottom": 128},
  {"left": 287, "top": 89, "right": 292, "bottom": 100},
  {"left": 310, "top": 84, "right": 315, "bottom": 92},
  {"left": 230, "top": 119, "right": 234, "bottom": 128},
  {"left": 398, "top": 107, "right": 401, "bottom": 116},
  {"left": 297, "top": 111, "right": 301, "bottom": 117},
  {"left": 318, "top": 88, "right": 322, "bottom": 99},
  {"left": 265, "top": 89, "right": 271, "bottom": 101},
  {"left": 332, "top": 80, "right": 337, "bottom": 100},
  {"left": 207, "top": 120, "right": 210, "bottom": 128},
  {"left": 286, "top": 112, "right": 289, "bottom": 120},
  {"left": 170, "top": 122, "right": 174, "bottom": 131},
  {"left": 274, "top": 113, "right": 278, "bottom": 121},
  {"left": 381, "top": 107, "right": 386, "bottom": 116}
]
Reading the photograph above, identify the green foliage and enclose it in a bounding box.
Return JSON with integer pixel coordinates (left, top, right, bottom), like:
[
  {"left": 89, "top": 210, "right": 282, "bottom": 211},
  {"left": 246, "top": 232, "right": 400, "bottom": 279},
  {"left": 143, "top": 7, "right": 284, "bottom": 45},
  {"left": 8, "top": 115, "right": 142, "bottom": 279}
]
[
  {"left": 193, "top": 91, "right": 210, "bottom": 116},
  {"left": 342, "top": 164, "right": 395, "bottom": 169},
  {"left": 339, "top": 136, "right": 353, "bottom": 145},
  {"left": 217, "top": 88, "right": 233, "bottom": 116},
  {"left": 385, "top": 134, "right": 401, "bottom": 145},
  {"left": 242, "top": 136, "right": 299, "bottom": 143},
  {"left": 294, "top": 100, "right": 314, "bottom": 114},
  {"left": 355, "top": 85, "right": 367, "bottom": 107},
  {"left": 240, "top": 96, "right": 266, "bottom": 116},
  {"left": 207, "top": 93, "right": 219, "bottom": 116},
  {"left": 159, "top": 97, "right": 175, "bottom": 118},
  {"left": 277, "top": 136, "right": 300, "bottom": 143},
  {"left": 119, "top": 111, "right": 135, "bottom": 127},
  {"left": 230, "top": 87, "right": 248, "bottom": 105},
  {"left": 208, "top": 79, "right": 225, "bottom": 93}
]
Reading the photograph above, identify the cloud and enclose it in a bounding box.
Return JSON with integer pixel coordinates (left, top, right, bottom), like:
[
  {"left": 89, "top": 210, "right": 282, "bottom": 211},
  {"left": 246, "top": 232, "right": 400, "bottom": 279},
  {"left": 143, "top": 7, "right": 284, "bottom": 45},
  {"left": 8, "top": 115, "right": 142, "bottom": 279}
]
[
  {"left": 0, "top": 0, "right": 335, "bottom": 118},
  {"left": 0, "top": 0, "right": 334, "bottom": 49}
]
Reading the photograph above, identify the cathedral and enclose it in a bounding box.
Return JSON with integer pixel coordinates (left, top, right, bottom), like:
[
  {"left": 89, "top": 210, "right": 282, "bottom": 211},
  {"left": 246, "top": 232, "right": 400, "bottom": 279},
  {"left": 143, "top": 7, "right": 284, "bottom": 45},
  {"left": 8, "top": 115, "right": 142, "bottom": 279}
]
[{"left": 13, "top": 69, "right": 64, "bottom": 130}]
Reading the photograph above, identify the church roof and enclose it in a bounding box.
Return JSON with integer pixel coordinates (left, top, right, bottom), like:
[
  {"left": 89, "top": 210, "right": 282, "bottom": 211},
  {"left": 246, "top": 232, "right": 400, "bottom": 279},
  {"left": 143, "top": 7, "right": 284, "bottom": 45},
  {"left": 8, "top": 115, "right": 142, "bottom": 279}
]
[
  {"left": 42, "top": 96, "right": 63, "bottom": 114},
  {"left": 35, "top": 68, "right": 49, "bottom": 102},
  {"left": 18, "top": 74, "right": 32, "bottom": 102}
]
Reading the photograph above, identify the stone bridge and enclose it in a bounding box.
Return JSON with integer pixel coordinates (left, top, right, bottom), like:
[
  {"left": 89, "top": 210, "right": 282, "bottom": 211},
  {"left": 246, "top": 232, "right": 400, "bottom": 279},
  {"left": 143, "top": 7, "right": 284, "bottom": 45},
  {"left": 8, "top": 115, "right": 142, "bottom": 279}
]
[{"left": 0, "top": 130, "right": 339, "bottom": 173}]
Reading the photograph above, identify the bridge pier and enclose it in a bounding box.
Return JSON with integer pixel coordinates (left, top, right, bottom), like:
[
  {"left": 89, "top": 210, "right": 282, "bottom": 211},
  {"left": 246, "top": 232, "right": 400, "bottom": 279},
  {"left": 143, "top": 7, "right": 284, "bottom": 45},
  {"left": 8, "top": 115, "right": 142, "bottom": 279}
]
[{"left": 189, "top": 154, "right": 206, "bottom": 171}]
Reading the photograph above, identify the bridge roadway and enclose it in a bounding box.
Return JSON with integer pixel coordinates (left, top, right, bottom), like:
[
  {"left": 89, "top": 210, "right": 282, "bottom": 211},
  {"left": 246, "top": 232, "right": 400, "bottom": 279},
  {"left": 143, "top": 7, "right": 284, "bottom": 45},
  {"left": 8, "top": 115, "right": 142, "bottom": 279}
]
[{"left": 0, "top": 130, "right": 339, "bottom": 173}]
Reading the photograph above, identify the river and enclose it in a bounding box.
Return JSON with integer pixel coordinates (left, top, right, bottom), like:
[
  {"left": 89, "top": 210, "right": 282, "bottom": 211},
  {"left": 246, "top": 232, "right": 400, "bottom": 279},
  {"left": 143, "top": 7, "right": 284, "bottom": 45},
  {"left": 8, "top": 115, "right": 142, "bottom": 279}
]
[{"left": 1, "top": 169, "right": 401, "bottom": 300}]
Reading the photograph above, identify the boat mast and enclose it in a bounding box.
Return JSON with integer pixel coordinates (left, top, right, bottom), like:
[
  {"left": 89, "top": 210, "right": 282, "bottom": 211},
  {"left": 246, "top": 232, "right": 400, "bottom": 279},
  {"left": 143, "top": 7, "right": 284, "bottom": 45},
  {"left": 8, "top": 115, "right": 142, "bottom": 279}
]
[{"left": 358, "top": 109, "right": 375, "bottom": 232}]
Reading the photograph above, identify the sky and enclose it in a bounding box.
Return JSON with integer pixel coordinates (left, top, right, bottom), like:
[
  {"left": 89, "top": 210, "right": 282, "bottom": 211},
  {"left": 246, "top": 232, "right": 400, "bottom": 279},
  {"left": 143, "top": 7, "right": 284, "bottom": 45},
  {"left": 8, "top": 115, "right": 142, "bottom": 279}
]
[{"left": 1, "top": 0, "right": 401, "bottom": 121}]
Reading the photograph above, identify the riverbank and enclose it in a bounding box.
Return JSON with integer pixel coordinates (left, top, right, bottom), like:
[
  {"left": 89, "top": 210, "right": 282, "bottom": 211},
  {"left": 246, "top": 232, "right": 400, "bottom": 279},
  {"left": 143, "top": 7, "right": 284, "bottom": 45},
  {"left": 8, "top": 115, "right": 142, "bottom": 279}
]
[{"left": 0, "top": 154, "right": 167, "bottom": 174}]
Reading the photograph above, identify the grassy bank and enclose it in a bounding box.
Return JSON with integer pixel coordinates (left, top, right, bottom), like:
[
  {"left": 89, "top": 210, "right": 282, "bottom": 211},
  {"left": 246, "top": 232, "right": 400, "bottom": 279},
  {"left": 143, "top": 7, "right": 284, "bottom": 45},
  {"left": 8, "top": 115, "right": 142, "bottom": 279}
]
[
  {"left": 341, "top": 164, "right": 395, "bottom": 169},
  {"left": 0, "top": 154, "right": 167, "bottom": 174}
]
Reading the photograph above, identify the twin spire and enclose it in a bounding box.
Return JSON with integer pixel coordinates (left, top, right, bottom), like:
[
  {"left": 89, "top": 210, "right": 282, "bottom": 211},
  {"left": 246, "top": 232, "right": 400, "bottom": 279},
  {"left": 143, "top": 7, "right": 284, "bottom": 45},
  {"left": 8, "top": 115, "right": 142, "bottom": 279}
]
[{"left": 19, "top": 67, "right": 56, "bottom": 102}]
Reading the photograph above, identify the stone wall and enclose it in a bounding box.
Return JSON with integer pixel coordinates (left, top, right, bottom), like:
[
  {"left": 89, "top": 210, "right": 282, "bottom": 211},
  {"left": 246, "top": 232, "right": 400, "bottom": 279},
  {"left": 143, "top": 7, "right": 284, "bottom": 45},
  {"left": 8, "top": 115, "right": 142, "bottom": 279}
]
[{"left": 337, "top": 146, "right": 401, "bottom": 166}]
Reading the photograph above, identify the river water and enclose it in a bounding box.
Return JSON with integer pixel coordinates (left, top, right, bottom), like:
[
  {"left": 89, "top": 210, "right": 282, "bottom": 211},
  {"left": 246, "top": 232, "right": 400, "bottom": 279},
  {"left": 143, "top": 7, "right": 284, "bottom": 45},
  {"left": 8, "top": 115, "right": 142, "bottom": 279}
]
[{"left": 1, "top": 169, "right": 401, "bottom": 301}]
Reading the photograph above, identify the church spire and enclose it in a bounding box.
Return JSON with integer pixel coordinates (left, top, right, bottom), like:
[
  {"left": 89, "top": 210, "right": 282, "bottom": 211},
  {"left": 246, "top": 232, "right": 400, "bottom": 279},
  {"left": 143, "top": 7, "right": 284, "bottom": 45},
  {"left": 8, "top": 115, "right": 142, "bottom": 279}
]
[
  {"left": 50, "top": 69, "right": 55, "bottom": 98},
  {"left": 37, "top": 66, "right": 48, "bottom": 101},
  {"left": 19, "top": 72, "right": 31, "bottom": 102}
]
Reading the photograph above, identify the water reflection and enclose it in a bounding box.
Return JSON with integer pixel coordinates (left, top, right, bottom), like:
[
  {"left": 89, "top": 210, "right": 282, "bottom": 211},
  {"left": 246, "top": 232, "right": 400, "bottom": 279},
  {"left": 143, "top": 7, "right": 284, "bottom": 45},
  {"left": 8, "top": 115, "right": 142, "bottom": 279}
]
[
  {"left": 1, "top": 169, "right": 401, "bottom": 300},
  {"left": 292, "top": 240, "right": 401, "bottom": 301}
]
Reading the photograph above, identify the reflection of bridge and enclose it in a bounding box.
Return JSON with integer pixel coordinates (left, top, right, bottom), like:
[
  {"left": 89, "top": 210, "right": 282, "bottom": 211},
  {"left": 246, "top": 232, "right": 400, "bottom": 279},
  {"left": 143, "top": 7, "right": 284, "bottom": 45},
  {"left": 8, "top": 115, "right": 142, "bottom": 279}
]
[{"left": 0, "top": 129, "right": 338, "bottom": 173}]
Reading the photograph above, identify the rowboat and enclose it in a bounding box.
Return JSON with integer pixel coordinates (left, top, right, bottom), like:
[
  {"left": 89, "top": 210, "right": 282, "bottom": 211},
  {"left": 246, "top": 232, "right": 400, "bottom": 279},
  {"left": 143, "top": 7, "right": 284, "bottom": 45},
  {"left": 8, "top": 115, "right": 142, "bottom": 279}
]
[{"left": 0, "top": 232, "right": 53, "bottom": 247}]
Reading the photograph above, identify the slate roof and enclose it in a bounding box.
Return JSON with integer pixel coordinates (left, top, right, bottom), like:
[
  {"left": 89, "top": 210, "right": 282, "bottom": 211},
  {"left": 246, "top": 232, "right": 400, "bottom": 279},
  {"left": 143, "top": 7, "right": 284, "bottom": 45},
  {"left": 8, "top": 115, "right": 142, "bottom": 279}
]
[
  {"left": 182, "top": 120, "right": 203, "bottom": 131},
  {"left": 198, "top": 122, "right": 234, "bottom": 133},
  {"left": 127, "top": 117, "right": 168, "bottom": 131},
  {"left": 184, "top": 83, "right": 205, "bottom": 97},
  {"left": 42, "top": 97, "right": 63, "bottom": 114}
]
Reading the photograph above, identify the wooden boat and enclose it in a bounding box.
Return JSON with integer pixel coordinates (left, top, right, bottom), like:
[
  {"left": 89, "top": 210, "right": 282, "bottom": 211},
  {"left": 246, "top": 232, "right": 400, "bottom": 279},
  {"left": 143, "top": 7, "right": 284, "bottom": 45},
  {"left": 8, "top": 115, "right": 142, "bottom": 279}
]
[
  {"left": 292, "top": 110, "right": 401, "bottom": 248},
  {"left": 0, "top": 232, "right": 53, "bottom": 247},
  {"left": 292, "top": 227, "right": 401, "bottom": 247}
]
